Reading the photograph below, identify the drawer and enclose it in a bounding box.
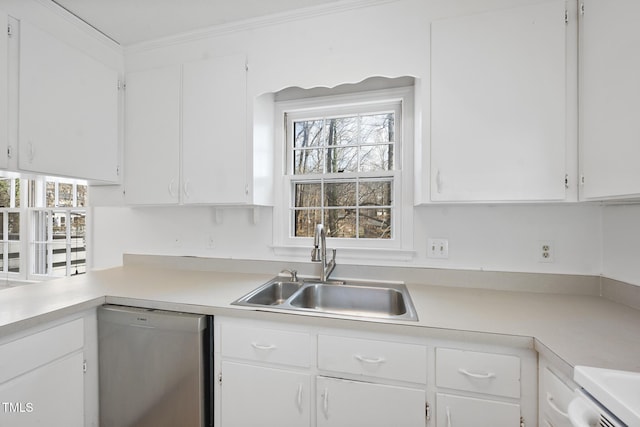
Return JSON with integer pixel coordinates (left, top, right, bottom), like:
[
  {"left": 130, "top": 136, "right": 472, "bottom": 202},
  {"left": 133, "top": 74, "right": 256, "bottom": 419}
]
[
  {"left": 221, "top": 323, "right": 312, "bottom": 368},
  {"left": 542, "top": 367, "right": 573, "bottom": 427},
  {"left": 0, "top": 318, "right": 84, "bottom": 384},
  {"left": 436, "top": 393, "right": 520, "bottom": 427},
  {"left": 317, "top": 334, "right": 427, "bottom": 384},
  {"left": 436, "top": 348, "right": 520, "bottom": 398}
]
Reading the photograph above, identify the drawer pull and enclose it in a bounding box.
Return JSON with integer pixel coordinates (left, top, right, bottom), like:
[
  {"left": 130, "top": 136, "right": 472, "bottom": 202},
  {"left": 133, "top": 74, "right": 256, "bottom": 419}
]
[
  {"left": 458, "top": 368, "right": 495, "bottom": 379},
  {"left": 354, "top": 354, "right": 386, "bottom": 364},
  {"left": 296, "top": 384, "right": 303, "bottom": 412},
  {"left": 547, "top": 392, "right": 569, "bottom": 418},
  {"left": 322, "top": 387, "right": 329, "bottom": 417},
  {"left": 251, "top": 342, "right": 277, "bottom": 351}
]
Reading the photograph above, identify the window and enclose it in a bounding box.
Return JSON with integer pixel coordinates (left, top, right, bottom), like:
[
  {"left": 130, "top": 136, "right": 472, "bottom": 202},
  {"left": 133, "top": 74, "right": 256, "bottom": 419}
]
[
  {"left": 0, "top": 177, "right": 21, "bottom": 274},
  {"left": 273, "top": 85, "right": 414, "bottom": 256},
  {"left": 0, "top": 174, "right": 87, "bottom": 283},
  {"left": 32, "top": 179, "right": 88, "bottom": 278},
  {"left": 289, "top": 106, "right": 398, "bottom": 240}
]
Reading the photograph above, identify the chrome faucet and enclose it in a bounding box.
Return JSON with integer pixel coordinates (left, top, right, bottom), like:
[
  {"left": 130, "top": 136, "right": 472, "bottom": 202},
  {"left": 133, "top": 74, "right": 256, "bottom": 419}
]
[{"left": 311, "top": 224, "right": 336, "bottom": 282}]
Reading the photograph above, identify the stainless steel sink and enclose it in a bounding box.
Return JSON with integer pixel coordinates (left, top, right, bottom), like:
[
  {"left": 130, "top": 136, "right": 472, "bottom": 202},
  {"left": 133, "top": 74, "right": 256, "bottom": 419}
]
[{"left": 232, "top": 277, "right": 418, "bottom": 321}]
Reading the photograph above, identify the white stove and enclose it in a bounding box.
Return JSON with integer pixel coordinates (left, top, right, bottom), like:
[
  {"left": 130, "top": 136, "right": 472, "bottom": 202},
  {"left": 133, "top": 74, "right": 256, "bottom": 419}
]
[{"left": 568, "top": 365, "right": 640, "bottom": 427}]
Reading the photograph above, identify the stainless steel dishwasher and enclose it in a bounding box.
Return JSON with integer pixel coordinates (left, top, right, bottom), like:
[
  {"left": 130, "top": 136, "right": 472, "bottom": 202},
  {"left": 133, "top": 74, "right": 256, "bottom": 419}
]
[{"left": 98, "top": 305, "right": 213, "bottom": 427}]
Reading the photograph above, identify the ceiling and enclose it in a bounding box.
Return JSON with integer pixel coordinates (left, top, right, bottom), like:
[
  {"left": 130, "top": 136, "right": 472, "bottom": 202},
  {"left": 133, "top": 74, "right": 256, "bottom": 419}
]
[{"left": 52, "top": 0, "right": 346, "bottom": 46}]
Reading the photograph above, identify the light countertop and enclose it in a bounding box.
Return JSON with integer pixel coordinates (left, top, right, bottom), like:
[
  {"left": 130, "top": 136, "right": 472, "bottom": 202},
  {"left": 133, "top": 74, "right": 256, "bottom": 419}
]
[{"left": 1, "top": 263, "right": 639, "bottom": 375}]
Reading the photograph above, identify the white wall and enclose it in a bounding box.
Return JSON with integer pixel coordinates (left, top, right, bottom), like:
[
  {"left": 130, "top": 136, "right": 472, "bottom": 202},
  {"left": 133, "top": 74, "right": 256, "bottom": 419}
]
[
  {"left": 602, "top": 204, "right": 640, "bottom": 286},
  {"left": 91, "top": 203, "right": 603, "bottom": 277},
  {"left": 90, "top": 0, "right": 607, "bottom": 282}
]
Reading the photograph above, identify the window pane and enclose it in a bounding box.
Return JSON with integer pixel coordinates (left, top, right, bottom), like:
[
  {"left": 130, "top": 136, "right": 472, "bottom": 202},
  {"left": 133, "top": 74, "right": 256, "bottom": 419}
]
[
  {"left": 325, "top": 117, "right": 357, "bottom": 146},
  {"left": 324, "top": 182, "right": 356, "bottom": 207},
  {"left": 0, "top": 179, "right": 10, "bottom": 208},
  {"left": 359, "top": 180, "right": 392, "bottom": 206},
  {"left": 359, "top": 208, "right": 391, "bottom": 239},
  {"left": 360, "top": 144, "right": 393, "bottom": 172},
  {"left": 14, "top": 180, "right": 20, "bottom": 208},
  {"left": 8, "top": 242, "right": 19, "bottom": 272},
  {"left": 46, "top": 182, "right": 56, "bottom": 208},
  {"left": 293, "top": 120, "right": 323, "bottom": 148},
  {"left": 58, "top": 184, "right": 74, "bottom": 207},
  {"left": 52, "top": 211, "right": 67, "bottom": 238},
  {"left": 325, "top": 208, "right": 356, "bottom": 238},
  {"left": 326, "top": 146, "right": 358, "bottom": 173},
  {"left": 294, "top": 209, "right": 322, "bottom": 237},
  {"left": 76, "top": 185, "right": 87, "bottom": 207},
  {"left": 0, "top": 212, "right": 3, "bottom": 241},
  {"left": 294, "top": 182, "right": 321, "bottom": 208},
  {"left": 8, "top": 213, "right": 19, "bottom": 240},
  {"left": 361, "top": 113, "right": 394, "bottom": 144},
  {"left": 70, "top": 212, "right": 86, "bottom": 275},
  {"left": 294, "top": 149, "right": 323, "bottom": 174}
]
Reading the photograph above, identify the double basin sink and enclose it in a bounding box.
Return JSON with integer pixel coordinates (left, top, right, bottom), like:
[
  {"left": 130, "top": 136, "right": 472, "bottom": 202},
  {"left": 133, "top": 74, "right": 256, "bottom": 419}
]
[{"left": 232, "top": 276, "right": 418, "bottom": 321}]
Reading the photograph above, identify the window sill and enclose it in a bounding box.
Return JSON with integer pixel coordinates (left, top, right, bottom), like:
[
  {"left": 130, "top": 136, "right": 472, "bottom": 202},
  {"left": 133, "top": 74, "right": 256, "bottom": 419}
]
[{"left": 271, "top": 245, "right": 416, "bottom": 264}]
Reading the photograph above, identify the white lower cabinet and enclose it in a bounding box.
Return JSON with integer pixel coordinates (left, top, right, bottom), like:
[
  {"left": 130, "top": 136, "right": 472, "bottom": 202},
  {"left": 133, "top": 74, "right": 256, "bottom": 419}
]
[
  {"left": 216, "top": 317, "right": 536, "bottom": 427},
  {"left": 0, "top": 311, "right": 97, "bottom": 427},
  {"left": 220, "top": 361, "right": 311, "bottom": 427},
  {"left": 317, "top": 376, "right": 425, "bottom": 427},
  {"left": 538, "top": 358, "right": 576, "bottom": 427},
  {"left": 436, "top": 393, "right": 520, "bottom": 427},
  {"left": 0, "top": 352, "right": 84, "bottom": 427}
]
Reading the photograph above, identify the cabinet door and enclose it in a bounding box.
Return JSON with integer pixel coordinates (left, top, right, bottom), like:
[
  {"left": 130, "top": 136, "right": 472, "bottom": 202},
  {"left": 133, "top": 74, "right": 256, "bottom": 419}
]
[
  {"left": 18, "top": 21, "right": 119, "bottom": 182},
  {"left": 0, "top": 10, "right": 8, "bottom": 170},
  {"left": 0, "top": 351, "right": 84, "bottom": 427},
  {"left": 317, "top": 376, "right": 425, "bottom": 427},
  {"left": 430, "top": 1, "right": 568, "bottom": 201},
  {"left": 124, "top": 66, "right": 181, "bottom": 205},
  {"left": 182, "top": 54, "right": 247, "bottom": 204},
  {"left": 580, "top": 0, "right": 640, "bottom": 199},
  {"left": 221, "top": 361, "right": 311, "bottom": 427},
  {"left": 436, "top": 393, "right": 520, "bottom": 427}
]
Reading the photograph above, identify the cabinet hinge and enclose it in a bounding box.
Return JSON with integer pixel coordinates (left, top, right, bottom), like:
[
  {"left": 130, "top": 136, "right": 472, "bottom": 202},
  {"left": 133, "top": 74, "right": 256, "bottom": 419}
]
[
  {"left": 564, "top": 9, "right": 569, "bottom": 24},
  {"left": 564, "top": 174, "right": 569, "bottom": 189},
  {"left": 116, "top": 165, "right": 120, "bottom": 176},
  {"left": 7, "top": 24, "right": 13, "bottom": 37},
  {"left": 520, "top": 416, "right": 525, "bottom": 427},
  {"left": 580, "top": 175, "right": 585, "bottom": 185},
  {"left": 425, "top": 402, "right": 431, "bottom": 420},
  {"left": 218, "top": 372, "right": 222, "bottom": 385},
  {"left": 83, "top": 360, "right": 88, "bottom": 373},
  {"left": 580, "top": 2, "right": 585, "bottom": 16},
  {"left": 118, "top": 80, "right": 126, "bottom": 90},
  {"left": 6, "top": 146, "right": 12, "bottom": 159}
]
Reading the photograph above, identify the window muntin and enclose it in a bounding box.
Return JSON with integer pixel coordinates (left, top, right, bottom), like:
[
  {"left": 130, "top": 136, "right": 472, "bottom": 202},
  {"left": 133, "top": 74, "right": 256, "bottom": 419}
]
[
  {"left": 287, "top": 101, "right": 400, "bottom": 241},
  {"left": 0, "top": 178, "right": 21, "bottom": 273}
]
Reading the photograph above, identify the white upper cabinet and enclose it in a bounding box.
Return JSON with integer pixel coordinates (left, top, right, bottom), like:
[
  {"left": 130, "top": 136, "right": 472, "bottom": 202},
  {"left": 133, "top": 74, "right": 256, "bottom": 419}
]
[
  {"left": 18, "top": 21, "right": 120, "bottom": 182},
  {"left": 0, "top": 10, "right": 8, "bottom": 170},
  {"left": 182, "top": 54, "right": 247, "bottom": 204},
  {"left": 579, "top": 0, "right": 640, "bottom": 200},
  {"left": 124, "top": 53, "right": 271, "bottom": 205},
  {"left": 429, "top": 0, "right": 570, "bottom": 202},
  {"left": 124, "top": 65, "right": 181, "bottom": 205}
]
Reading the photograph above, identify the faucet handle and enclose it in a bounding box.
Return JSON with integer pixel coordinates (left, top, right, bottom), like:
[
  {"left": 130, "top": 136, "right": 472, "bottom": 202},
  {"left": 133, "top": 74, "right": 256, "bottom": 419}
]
[{"left": 330, "top": 248, "right": 336, "bottom": 261}]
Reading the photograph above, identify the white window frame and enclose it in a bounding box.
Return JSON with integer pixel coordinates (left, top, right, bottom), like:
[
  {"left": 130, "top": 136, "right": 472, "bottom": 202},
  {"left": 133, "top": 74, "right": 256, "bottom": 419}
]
[{"left": 273, "top": 87, "right": 415, "bottom": 261}]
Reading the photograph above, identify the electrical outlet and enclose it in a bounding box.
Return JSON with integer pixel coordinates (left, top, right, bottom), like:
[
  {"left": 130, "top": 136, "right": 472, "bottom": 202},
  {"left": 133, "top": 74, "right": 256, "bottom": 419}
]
[
  {"left": 538, "top": 241, "right": 554, "bottom": 263},
  {"left": 427, "top": 238, "right": 449, "bottom": 259}
]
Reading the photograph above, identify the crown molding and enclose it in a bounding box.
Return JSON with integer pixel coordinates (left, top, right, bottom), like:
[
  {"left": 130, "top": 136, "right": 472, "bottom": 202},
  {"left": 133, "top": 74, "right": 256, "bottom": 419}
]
[{"left": 125, "top": 0, "right": 401, "bottom": 54}]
